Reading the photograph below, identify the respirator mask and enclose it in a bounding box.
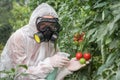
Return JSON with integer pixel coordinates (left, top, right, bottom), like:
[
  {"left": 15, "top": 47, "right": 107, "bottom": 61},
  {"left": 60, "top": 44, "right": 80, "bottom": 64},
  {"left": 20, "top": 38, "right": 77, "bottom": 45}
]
[{"left": 34, "top": 17, "right": 62, "bottom": 43}]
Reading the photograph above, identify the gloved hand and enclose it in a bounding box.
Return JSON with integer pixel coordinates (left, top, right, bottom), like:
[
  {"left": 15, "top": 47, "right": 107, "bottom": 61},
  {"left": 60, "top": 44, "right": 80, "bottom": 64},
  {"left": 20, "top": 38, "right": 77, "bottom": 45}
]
[
  {"left": 49, "top": 52, "right": 70, "bottom": 68},
  {"left": 66, "top": 57, "right": 90, "bottom": 72}
]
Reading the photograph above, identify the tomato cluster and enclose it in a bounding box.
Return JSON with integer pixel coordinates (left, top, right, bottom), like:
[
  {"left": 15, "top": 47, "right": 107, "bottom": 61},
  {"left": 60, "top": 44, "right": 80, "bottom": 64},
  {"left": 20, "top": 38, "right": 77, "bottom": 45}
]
[
  {"left": 75, "top": 52, "right": 91, "bottom": 64},
  {"left": 73, "top": 32, "right": 85, "bottom": 44}
]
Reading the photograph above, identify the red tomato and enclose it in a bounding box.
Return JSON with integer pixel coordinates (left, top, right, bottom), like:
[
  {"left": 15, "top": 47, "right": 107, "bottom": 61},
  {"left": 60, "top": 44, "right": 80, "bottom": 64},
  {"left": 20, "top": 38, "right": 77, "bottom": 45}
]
[
  {"left": 76, "top": 52, "right": 83, "bottom": 60},
  {"left": 83, "top": 53, "right": 91, "bottom": 61}
]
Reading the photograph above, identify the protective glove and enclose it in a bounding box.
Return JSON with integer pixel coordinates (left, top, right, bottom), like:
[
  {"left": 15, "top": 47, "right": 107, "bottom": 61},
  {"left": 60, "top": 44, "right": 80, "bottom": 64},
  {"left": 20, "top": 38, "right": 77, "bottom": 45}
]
[
  {"left": 66, "top": 57, "right": 90, "bottom": 72},
  {"left": 49, "top": 52, "right": 70, "bottom": 68}
]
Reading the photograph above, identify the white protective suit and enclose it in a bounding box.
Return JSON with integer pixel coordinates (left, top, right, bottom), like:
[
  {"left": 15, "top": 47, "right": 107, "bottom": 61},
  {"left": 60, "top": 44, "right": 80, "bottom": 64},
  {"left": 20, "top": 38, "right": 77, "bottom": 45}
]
[{"left": 0, "top": 3, "right": 72, "bottom": 80}]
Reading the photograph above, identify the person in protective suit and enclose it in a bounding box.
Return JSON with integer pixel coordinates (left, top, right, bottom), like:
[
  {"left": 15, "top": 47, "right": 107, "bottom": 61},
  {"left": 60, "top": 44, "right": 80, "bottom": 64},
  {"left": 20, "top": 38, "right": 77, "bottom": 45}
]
[{"left": 0, "top": 3, "right": 89, "bottom": 80}]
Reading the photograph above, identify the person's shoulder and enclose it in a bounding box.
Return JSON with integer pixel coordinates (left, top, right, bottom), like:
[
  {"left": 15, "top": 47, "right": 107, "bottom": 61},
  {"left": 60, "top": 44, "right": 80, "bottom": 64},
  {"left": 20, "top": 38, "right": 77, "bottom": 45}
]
[
  {"left": 13, "top": 25, "right": 28, "bottom": 35},
  {"left": 12, "top": 29, "right": 23, "bottom": 37},
  {"left": 6, "top": 29, "right": 24, "bottom": 44},
  {"left": 11, "top": 25, "right": 28, "bottom": 38}
]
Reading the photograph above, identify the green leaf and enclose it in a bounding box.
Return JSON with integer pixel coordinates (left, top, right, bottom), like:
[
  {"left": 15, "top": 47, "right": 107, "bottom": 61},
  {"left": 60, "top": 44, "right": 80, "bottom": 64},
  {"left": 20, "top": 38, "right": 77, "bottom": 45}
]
[
  {"left": 21, "top": 73, "right": 29, "bottom": 76},
  {"left": 110, "top": 3, "right": 120, "bottom": 10},
  {"left": 109, "top": 74, "right": 116, "bottom": 80},
  {"left": 105, "top": 37, "right": 112, "bottom": 45},
  {"left": 105, "top": 53, "right": 116, "bottom": 66},
  {"left": 94, "top": 2, "right": 108, "bottom": 8},
  {"left": 116, "top": 59, "right": 120, "bottom": 67},
  {"left": 116, "top": 70, "right": 120, "bottom": 80},
  {"left": 97, "top": 53, "right": 116, "bottom": 75},
  {"left": 109, "top": 40, "right": 118, "bottom": 49},
  {"left": 96, "top": 24, "right": 107, "bottom": 42},
  {"left": 107, "top": 14, "right": 120, "bottom": 35},
  {"left": 89, "top": 30, "right": 97, "bottom": 42},
  {"left": 97, "top": 64, "right": 107, "bottom": 75},
  {"left": 11, "top": 68, "right": 15, "bottom": 73},
  {"left": 84, "top": 21, "right": 94, "bottom": 28},
  {"left": 102, "top": 11, "right": 105, "bottom": 20},
  {"left": 86, "top": 29, "right": 96, "bottom": 38},
  {"left": 18, "top": 64, "right": 28, "bottom": 70}
]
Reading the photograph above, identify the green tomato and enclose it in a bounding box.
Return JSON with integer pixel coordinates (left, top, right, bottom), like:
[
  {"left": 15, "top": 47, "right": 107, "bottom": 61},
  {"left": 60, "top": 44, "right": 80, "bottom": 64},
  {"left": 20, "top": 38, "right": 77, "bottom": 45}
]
[{"left": 79, "top": 58, "right": 86, "bottom": 64}]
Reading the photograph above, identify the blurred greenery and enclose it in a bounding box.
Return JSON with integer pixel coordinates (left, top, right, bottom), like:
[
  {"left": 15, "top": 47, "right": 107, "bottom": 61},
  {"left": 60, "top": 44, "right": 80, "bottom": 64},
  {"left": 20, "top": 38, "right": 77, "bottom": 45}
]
[
  {"left": 0, "top": 0, "right": 120, "bottom": 80},
  {"left": 0, "top": 0, "right": 13, "bottom": 45}
]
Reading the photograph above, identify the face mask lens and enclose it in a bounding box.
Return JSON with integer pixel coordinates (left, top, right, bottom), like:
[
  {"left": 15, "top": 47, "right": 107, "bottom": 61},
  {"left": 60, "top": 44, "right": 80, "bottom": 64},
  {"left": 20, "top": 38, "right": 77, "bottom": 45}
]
[
  {"left": 49, "top": 24, "right": 58, "bottom": 31},
  {"left": 38, "top": 22, "right": 47, "bottom": 31},
  {"left": 38, "top": 22, "right": 58, "bottom": 31}
]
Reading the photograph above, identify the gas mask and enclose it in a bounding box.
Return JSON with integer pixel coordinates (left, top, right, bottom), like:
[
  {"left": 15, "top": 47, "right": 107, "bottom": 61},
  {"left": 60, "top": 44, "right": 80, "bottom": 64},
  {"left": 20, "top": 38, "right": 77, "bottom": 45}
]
[{"left": 34, "top": 17, "right": 62, "bottom": 43}]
